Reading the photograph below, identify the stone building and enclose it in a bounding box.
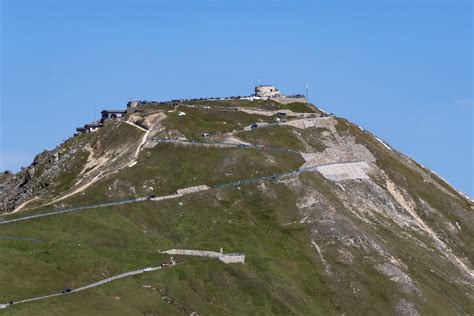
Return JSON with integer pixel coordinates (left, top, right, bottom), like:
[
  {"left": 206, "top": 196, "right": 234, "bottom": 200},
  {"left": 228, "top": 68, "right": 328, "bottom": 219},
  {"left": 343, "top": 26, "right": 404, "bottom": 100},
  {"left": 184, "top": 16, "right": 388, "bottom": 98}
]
[
  {"left": 101, "top": 110, "right": 126, "bottom": 121},
  {"left": 84, "top": 123, "right": 102, "bottom": 132},
  {"left": 127, "top": 101, "right": 139, "bottom": 113},
  {"left": 255, "top": 85, "right": 281, "bottom": 98}
]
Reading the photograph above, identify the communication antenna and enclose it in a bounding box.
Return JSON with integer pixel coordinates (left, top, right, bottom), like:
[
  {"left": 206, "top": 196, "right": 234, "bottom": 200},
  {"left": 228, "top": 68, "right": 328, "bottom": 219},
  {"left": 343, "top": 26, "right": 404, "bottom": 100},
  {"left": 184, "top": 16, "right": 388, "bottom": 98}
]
[
  {"left": 129, "top": 92, "right": 132, "bottom": 102},
  {"left": 305, "top": 82, "right": 309, "bottom": 100},
  {"left": 257, "top": 76, "right": 261, "bottom": 85},
  {"left": 94, "top": 104, "right": 96, "bottom": 122}
]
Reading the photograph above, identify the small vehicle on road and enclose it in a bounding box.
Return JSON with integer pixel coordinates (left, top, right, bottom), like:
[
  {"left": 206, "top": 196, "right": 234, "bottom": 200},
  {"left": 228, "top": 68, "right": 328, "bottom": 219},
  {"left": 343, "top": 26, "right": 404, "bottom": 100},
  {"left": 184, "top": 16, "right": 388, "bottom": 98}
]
[
  {"left": 143, "top": 267, "right": 153, "bottom": 272},
  {"left": 147, "top": 195, "right": 156, "bottom": 200},
  {"left": 250, "top": 124, "right": 258, "bottom": 129},
  {"left": 62, "top": 288, "right": 71, "bottom": 294}
]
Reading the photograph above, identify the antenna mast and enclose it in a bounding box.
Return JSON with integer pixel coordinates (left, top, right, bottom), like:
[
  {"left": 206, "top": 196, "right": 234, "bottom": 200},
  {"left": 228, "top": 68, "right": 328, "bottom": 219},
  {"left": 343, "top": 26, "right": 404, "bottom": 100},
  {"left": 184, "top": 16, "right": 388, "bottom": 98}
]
[{"left": 305, "top": 83, "right": 309, "bottom": 100}]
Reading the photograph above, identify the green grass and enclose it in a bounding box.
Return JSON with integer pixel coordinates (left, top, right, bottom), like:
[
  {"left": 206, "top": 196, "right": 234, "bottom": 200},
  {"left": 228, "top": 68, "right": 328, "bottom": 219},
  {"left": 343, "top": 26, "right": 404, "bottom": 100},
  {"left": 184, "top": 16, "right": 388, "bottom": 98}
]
[
  {"left": 3, "top": 174, "right": 470, "bottom": 315},
  {"left": 1, "top": 106, "right": 472, "bottom": 315},
  {"left": 237, "top": 126, "right": 308, "bottom": 151},
  {"left": 44, "top": 142, "right": 305, "bottom": 207},
  {"left": 0, "top": 182, "right": 335, "bottom": 315},
  {"left": 237, "top": 126, "right": 329, "bottom": 152},
  {"left": 162, "top": 107, "right": 277, "bottom": 140},
  {"left": 180, "top": 99, "right": 316, "bottom": 113},
  {"left": 91, "top": 121, "right": 144, "bottom": 156}
]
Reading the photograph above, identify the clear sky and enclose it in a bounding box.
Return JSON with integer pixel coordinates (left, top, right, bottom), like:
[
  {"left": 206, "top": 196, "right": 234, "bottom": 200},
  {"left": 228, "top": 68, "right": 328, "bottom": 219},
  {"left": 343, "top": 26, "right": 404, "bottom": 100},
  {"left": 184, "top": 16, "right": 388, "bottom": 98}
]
[{"left": 1, "top": 0, "right": 472, "bottom": 196}]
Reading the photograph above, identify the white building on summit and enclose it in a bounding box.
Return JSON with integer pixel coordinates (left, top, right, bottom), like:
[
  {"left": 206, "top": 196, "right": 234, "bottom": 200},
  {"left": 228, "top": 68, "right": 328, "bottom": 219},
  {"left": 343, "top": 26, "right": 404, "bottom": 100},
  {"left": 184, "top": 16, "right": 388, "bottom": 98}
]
[{"left": 255, "top": 85, "right": 281, "bottom": 98}]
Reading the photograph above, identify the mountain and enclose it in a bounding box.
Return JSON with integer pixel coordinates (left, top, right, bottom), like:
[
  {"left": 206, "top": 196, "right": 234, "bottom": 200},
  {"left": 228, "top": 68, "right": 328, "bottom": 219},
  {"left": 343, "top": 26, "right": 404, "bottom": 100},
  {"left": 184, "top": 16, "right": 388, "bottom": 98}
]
[{"left": 0, "top": 96, "right": 472, "bottom": 315}]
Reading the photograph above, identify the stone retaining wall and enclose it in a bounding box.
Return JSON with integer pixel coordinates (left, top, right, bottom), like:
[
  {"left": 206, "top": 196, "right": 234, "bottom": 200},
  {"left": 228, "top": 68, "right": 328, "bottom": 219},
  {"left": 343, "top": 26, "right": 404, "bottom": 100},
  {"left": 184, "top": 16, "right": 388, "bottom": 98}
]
[
  {"left": 176, "top": 185, "right": 210, "bottom": 195},
  {"left": 162, "top": 249, "right": 245, "bottom": 264},
  {"left": 219, "top": 255, "right": 246, "bottom": 264}
]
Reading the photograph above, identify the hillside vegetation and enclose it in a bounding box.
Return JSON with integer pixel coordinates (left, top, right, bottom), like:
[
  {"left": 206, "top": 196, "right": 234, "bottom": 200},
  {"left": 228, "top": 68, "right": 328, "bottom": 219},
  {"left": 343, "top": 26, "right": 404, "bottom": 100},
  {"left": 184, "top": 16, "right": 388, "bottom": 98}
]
[{"left": 0, "top": 99, "right": 472, "bottom": 315}]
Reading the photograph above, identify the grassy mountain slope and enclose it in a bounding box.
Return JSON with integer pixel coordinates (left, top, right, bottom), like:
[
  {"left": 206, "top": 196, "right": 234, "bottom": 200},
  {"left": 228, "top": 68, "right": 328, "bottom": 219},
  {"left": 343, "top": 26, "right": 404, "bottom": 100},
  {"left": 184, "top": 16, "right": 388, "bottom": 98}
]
[{"left": 0, "top": 99, "right": 472, "bottom": 315}]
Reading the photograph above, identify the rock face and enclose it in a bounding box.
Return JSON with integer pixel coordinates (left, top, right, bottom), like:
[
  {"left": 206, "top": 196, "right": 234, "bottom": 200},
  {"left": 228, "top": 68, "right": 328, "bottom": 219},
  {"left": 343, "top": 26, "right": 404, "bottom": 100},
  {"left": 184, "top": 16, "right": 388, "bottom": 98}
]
[
  {"left": 0, "top": 143, "right": 88, "bottom": 212},
  {"left": 0, "top": 99, "right": 472, "bottom": 314},
  {"left": 0, "top": 120, "right": 146, "bottom": 212}
]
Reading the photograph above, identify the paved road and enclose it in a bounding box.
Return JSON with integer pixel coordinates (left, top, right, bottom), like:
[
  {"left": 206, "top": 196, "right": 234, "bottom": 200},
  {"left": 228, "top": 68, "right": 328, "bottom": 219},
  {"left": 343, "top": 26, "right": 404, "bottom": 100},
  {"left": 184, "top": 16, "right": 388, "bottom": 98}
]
[
  {"left": 0, "top": 197, "right": 146, "bottom": 226},
  {"left": 0, "top": 236, "right": 44, "bottom": 243},
  {"left": 4, "top": 264, "right": 175, "bottom": 308}
]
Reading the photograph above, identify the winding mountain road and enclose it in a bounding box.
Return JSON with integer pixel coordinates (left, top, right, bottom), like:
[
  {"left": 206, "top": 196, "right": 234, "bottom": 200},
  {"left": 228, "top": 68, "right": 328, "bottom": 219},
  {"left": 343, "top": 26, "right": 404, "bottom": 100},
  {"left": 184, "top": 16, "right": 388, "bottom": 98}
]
[
  {"left": 3, "top": 264, "right": 176, "bottom": 309},
  {"left": 0, "top": 160, "right": 366, "bottom": 227}
]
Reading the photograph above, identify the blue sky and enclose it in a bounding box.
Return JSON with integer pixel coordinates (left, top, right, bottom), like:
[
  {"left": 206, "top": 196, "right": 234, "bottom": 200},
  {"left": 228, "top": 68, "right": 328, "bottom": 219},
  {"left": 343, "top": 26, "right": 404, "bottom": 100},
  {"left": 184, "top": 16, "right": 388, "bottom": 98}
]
[{"left": 1, "top": 0, "right": 472, "bottom": 196}]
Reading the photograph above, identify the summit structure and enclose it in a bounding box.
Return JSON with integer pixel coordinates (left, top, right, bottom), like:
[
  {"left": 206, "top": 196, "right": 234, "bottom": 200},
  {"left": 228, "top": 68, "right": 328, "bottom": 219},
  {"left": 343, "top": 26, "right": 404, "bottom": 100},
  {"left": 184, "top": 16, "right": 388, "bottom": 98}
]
[{"left": 255, "top": 85, "right": 281, "bottom": 98}]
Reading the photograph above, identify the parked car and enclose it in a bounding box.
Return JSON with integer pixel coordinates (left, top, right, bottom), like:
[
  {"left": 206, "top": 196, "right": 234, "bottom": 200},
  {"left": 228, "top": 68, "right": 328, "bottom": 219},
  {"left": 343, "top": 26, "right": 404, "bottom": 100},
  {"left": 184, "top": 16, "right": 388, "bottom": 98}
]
[
  {"left": 202, "top": 133, "right": 210, "bottom": 137},
  {"left": 143, "top": 267, "right": 153, "bottom": 272},
  {"left": 250, "top": 124, "right": 258, "bottom": 129},
  {"left": 62, "top": 288, "right": 71, "bottom": 294},
  {"left": 148, "top": 195, "right": 156, "bottom": 200}
]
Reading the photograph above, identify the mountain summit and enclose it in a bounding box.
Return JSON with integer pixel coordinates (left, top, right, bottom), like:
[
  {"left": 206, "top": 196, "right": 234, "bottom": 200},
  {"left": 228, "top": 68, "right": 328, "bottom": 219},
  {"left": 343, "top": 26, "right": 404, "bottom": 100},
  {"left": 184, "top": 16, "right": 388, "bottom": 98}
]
[{"left": 0, "top": 89, "right": 472, "bottom": 315}]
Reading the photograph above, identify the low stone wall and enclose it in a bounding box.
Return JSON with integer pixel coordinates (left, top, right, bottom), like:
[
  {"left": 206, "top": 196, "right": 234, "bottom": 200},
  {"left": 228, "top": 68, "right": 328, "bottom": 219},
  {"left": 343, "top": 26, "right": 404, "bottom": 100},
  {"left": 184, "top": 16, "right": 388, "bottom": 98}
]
[
  {"left": 162, "top": 249, "right": 245, "bottom": 264},
  {"left": 162, "top": 249, "right": 222, "bottom": 258},
  {"left": 270, "top": 97, "right": 307, "bottom": 104},
  {"left": 150, "top": 193, "right": 182, "bottom": 202},
  {"left": 176, "top": 185, "right": 209, "bottom": 195},
  {"left": 219, "top": 255, "right": 245, "bottom": 264}
]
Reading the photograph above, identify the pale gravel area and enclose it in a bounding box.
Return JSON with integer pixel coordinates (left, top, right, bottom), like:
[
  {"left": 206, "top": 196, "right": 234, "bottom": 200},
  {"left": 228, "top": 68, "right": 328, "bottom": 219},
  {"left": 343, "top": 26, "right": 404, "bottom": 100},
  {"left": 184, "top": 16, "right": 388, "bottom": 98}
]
[{"left": 315, "top": 161, "right": 372, "bottom": 181}]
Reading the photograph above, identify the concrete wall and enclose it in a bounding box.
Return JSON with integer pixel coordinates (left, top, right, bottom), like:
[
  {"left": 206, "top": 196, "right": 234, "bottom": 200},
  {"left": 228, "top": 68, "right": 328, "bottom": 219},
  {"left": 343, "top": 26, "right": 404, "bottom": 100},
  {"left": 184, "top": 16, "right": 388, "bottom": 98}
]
[
  {"left": 176, "top": 185, "right": 209, "bottom": 195},
  {"left": 162, "top": 249, "right": 246, "bottom": 264},
  {"left": 270, "top": 97, "right": 307, "bottom": 104},
  {"left": 162, "top": 249, "right": 222, "bottom": 258},
  {"left": 219, "top": 255, "right": 245, "bottom": 264}
]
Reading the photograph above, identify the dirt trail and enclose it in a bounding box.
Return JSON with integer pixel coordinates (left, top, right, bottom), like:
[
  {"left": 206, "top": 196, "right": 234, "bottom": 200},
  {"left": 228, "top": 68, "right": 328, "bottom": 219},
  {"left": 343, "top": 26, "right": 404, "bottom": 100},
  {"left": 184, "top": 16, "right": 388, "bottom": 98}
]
[{"left": 31, "top": 121, "right": 150, "bottom": 209}]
